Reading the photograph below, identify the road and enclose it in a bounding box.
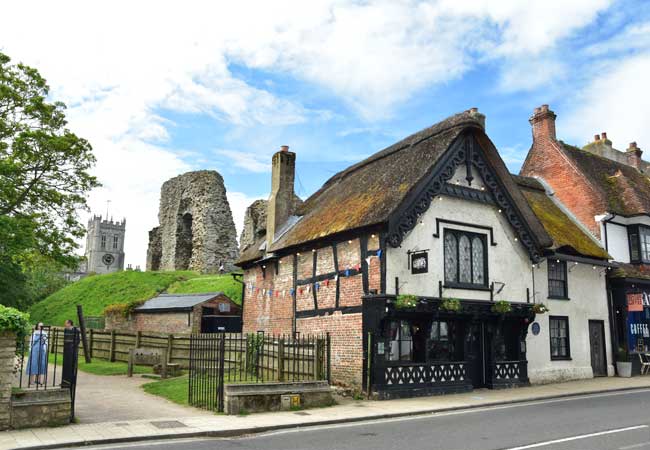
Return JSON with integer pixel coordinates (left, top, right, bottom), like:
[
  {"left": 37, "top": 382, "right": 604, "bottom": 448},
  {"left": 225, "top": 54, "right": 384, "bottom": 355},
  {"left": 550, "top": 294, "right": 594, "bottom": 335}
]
[{"left": 79, "top": 388, "right": 650, "bottom": 450}]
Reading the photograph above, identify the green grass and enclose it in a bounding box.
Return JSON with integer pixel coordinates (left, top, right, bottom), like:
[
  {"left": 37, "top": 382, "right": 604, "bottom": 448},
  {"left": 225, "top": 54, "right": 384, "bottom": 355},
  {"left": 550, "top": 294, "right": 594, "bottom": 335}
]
[
  {"left": 167, "top": 274, "right": 242, "bottom": 304},
  {"left": 47, "top": 353, "right": 153, "bottom": 376},
  {"left": 28, "top": 270, "right": 242, "bottom": 325},
  {"left": 142, "top": 374, "right": 189, "bottom": 406}
]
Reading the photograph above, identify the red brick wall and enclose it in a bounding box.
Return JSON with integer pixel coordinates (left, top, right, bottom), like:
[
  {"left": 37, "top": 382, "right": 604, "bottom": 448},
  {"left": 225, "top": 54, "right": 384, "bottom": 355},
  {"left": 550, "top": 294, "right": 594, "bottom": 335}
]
[
  {"left": 241, "top": 233, "right": 381, "bottom": 387},
  {"left": 521, "top": 118, "right": 606, "bottom": 237},
  {"left": 297, "top": 312, "right": 363, "bottom": 387}
]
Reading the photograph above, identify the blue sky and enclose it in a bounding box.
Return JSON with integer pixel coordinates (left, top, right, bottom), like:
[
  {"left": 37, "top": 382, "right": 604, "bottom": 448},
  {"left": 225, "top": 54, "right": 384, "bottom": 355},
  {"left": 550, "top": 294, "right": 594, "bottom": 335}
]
[{"left": 2, "top": 0, "right": 650, "bottom": 268}]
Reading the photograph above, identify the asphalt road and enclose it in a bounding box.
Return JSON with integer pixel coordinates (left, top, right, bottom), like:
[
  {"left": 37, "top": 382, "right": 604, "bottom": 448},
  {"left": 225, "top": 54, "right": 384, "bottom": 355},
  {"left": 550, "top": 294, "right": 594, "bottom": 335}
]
[{"left": 82, "top": 388, "right": 650, "bottom": 450}]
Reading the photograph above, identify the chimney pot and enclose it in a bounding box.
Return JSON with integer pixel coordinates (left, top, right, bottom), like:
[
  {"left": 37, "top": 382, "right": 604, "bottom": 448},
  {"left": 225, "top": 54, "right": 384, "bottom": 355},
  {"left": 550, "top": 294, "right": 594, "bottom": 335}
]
[
  {"left": 541, "top": 104, "right": 549, "bottom": 112},
  {"left": 630, "top": 142, "right": 638, "bottom": 149},
  {"left": 280, "top": 145, "right": 289, "bottom": 152},
  {"left": 529, "top": 104, "right": 557, "bottom": 142},
  {"left": 469, "top": 107, "right": 478, "bottom": 113},
  {"left": 594, "top": 134, "right": 600, "bottom": 141},
  {"left": 601, "top": 132, "right": 607, "bottom": 140}
]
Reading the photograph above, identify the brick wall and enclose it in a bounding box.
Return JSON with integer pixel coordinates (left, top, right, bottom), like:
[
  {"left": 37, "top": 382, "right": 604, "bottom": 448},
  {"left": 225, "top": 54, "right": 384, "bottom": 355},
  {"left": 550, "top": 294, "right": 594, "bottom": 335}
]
[
  {"left": 0, "top": 332, "right": 15, "bottom": 430},
  {"left": 241, "top": 232, "right": 381, "bottom": 387},
  {"left": 521, "top": 106, "right": 606, "bottom": 237},
  {"left": 297, "top": 312, "right": 363, "bottom": 387},
  {"left": 136, "top": 312, "right": 192, "bottom": 333}
]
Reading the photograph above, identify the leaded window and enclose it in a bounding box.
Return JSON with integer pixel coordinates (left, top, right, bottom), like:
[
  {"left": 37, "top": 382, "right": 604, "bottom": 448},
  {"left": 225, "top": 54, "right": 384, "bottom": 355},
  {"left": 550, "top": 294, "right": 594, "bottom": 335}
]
[
  {"left": 113, "top": 235, "right": 119, "bottom": 249},
  {"left": 628, "top": 225, "right": 650, "bottom": 262},
  {"left": 443, "top": 229, "right": 488, "bottom": 288},
  {"left": 550, "top": 316, "right": 570, "bottom": 359},
  {"left": 101, "top": 234, "right": 106, "bottom": 249},
  {"left": 547, "top": 260, "right": 568, "bottom": 299}
]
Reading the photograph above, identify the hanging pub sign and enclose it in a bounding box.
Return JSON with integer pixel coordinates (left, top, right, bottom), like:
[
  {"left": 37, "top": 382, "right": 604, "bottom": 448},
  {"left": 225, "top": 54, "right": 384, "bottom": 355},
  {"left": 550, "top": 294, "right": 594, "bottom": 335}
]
[
  {"left": 627, "top": 293, "right": 644, "bottom": 312},
  {"left": 410, "top": 251, "right": 428, "bottom": 274}
]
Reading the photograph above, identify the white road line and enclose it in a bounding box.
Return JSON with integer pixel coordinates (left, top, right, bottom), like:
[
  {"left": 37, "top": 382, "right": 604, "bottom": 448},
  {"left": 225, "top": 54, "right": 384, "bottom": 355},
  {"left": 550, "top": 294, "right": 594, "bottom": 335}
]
[
  {"left": 502, "top": 425, "right": 649, "bottom": 450},
  {"left": 620, "top": 442, "right": 650, "bottom": 450}
]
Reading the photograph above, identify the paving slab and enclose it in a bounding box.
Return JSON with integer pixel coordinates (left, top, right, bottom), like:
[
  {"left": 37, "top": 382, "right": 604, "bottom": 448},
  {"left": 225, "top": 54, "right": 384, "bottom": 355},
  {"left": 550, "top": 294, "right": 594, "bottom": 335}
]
[{"left": 2, "top": 376, "right": 650, "bottom": 450}]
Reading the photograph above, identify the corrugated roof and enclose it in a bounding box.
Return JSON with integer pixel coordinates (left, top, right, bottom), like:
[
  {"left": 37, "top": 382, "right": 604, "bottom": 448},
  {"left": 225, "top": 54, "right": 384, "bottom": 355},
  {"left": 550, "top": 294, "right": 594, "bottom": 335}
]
[{"left": 135, "top": 292, "right": 223, "bottom": 311}]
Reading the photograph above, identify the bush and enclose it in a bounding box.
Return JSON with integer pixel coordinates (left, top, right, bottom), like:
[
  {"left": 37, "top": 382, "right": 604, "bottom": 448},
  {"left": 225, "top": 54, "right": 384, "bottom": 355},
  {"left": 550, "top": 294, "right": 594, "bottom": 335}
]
[{"left": 0, "top": 305, "right": 31, "bottom": 337}]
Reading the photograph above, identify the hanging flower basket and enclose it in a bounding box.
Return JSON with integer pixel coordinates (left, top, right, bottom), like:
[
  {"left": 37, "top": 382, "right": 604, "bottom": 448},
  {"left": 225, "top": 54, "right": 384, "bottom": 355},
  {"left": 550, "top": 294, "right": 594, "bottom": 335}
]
[
  {"left": 394, "top": 294, "right": 418, "bottom": 309},
  {"left": 532, "top": 303, "right": 549, "bottom": 314},
  {"left": 491, "top": 300, "right": 512, "bottom": 314},
  {"left": 440, "top": 298, "right": 462, "bottom": 312}
]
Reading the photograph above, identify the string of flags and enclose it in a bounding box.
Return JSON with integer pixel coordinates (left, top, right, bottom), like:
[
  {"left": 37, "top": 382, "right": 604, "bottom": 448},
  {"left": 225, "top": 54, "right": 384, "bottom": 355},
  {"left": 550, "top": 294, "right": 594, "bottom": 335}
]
[{"left": 245, "top": 250, "right": 382, "bottom": 300}]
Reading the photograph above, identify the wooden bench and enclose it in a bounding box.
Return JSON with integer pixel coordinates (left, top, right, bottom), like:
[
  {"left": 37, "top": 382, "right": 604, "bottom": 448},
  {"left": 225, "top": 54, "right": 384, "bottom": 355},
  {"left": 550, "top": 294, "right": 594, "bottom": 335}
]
[{"left": 127, "top": 348, "right": 168, "bottom": 378}]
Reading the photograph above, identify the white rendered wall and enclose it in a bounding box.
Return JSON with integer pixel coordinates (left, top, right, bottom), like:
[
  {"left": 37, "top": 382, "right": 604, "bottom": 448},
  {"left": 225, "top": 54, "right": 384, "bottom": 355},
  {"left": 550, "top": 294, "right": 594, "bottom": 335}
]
[
  {"left": 604, "top": 221, "right": 630, "bottom": 263},
  {"left": 526, "top": 260, "right": 614, "bottom": 383}
]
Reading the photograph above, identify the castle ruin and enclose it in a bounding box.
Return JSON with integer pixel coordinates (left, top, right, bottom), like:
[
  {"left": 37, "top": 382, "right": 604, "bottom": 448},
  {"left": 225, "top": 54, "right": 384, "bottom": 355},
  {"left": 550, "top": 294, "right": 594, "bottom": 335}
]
[{"left": 146, "top": 170, "right": 239, "bottom": 273}]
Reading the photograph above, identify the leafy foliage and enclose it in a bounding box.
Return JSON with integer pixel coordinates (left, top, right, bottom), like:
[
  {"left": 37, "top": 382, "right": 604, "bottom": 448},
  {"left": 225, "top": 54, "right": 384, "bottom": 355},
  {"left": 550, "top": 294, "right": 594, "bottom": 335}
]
[
  {"left": 532, "top": 303, "right": 549, "bottom": 314},
  {"left": 0, "top": 304, "right": 30, "bottom": 336},
  {"left": 440, "top": 298, "right": 462, "bottom": 312},
  {"left": 491, "top": 300, "right": 512, "bottom": 314},
  {"left": 0, "top": 51, "right": 99, "bottom": 309},
  {"left": 394, "top": 294, "right": 418, "bottom": 309}
]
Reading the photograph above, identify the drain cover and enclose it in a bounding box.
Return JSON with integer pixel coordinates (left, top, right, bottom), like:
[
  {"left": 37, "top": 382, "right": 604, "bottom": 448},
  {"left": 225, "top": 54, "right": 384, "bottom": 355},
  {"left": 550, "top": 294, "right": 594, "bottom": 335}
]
[
  {"left": 294, "top": 412, "right": 310, "bottom": 416},
  {"left": 150, "top": 420, "right": 188, "bottom": 429}
]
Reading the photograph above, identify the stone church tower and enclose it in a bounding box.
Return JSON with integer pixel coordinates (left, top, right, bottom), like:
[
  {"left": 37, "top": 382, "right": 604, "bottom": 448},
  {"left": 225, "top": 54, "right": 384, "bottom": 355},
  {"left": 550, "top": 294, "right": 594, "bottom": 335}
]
[{"left": 83, "top": 215, "right": 126, "bottom": 274}]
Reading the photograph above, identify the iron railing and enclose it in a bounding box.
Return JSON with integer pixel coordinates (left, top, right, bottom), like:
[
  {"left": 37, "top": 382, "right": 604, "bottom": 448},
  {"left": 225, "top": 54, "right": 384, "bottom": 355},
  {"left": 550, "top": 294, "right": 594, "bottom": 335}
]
[{"left": 188, "top": 332, "right": 331, "bottom": 412}]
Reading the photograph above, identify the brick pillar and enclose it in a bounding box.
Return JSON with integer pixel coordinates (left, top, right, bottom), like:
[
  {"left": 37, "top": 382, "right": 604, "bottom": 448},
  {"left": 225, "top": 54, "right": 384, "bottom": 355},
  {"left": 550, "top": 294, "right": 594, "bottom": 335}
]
[{"left": 0, "top": 332, "right": 16, "bottom": 430}]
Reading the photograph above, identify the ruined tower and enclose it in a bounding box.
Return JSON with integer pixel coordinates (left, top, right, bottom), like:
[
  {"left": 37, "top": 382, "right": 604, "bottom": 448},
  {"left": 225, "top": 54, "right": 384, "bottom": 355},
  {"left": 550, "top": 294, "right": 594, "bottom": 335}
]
[{"left": 146, "top": 170, "right": 239, "bottom": 273}]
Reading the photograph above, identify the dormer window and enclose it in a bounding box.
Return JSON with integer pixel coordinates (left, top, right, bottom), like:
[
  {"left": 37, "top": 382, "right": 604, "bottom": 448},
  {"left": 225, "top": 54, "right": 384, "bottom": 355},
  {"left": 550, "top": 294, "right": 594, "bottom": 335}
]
[{"left": 628, "top": 225, "right": 650, "bottom": 263}]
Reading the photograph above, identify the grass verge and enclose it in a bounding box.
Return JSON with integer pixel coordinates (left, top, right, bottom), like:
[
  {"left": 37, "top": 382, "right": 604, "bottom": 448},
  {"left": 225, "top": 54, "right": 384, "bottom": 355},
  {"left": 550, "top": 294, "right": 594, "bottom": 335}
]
[{"left": 142, "top": 374, "right": 189, "bottom": 406}]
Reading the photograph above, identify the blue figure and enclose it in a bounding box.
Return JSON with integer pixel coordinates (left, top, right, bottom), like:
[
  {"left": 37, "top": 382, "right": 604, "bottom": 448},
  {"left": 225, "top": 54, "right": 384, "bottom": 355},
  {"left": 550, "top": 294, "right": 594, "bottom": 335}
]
[{"left": 27, "top": 323, "right": 48, "bottom": 385}]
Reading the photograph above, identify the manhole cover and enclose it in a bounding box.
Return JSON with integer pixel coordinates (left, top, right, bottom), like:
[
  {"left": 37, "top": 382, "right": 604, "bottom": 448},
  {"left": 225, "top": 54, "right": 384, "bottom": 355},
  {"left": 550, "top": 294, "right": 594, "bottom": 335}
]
[
  {"left": 293, "top": 412, "right": 310, "bottom": 416},
  {"left": 150, "top": 420, "right": 188, "bottom": 429}
]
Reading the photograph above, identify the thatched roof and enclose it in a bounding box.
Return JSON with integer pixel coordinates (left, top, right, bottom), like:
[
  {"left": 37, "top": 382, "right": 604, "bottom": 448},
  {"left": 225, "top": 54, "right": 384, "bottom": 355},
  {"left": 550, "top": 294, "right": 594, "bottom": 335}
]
[{"left": 237, "top": 110, "right": 560, "bottom": 265}]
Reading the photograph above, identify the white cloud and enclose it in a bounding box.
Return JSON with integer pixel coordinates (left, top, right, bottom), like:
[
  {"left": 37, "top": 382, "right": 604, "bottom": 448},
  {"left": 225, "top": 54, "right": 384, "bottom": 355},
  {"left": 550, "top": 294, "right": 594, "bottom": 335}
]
[
  {"left": 0, "top": 0, "right": 616, "bottom": 268},
  {"left": 216, "top": 150, "right": 271, "bottom": 173},
  {"left": 563, "top": 52, "right": 650, "bottom": 150}
]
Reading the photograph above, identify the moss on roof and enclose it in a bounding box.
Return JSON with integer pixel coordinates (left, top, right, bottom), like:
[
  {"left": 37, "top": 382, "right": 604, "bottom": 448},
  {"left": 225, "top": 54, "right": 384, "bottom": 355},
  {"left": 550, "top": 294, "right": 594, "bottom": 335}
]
[
  {"left": 611, "top": 263, "right": 650, "bottom": 280},
  {"left": 515, "top": 176, "right": 609, "bottom": 260},
  {"left": 559, "top": 143, "right": 650, "bottom": 216}
]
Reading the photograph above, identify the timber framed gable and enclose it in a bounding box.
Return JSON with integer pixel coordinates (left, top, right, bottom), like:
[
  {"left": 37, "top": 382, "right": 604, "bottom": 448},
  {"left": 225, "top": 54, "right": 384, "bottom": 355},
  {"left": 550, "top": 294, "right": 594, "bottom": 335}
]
[{"left": 387, "top": 130, "right": 543, "bottom": 262}]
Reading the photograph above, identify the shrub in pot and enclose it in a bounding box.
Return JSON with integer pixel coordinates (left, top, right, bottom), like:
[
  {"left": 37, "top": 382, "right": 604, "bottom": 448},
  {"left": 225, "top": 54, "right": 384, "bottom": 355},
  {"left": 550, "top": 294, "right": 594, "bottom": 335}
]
[{"left": 616, "top": 347, "right": 632, "bottom": 378}]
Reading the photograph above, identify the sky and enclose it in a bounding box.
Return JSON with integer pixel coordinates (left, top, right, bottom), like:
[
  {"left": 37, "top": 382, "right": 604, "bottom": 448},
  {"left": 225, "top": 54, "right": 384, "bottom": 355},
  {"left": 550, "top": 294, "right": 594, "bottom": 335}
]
[{"left": 2, "top": 0, "right": 650, "bottom": 269}]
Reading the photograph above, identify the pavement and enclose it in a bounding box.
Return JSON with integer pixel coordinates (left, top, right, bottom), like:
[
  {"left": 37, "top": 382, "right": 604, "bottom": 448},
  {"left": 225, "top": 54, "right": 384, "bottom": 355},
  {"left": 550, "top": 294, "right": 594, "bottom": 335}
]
[
  {"left": 77, "top": 387, "right": 650, "bottom": 450},
  {"left": 2, "top": 376, "right": 650, "bottom": 450}
]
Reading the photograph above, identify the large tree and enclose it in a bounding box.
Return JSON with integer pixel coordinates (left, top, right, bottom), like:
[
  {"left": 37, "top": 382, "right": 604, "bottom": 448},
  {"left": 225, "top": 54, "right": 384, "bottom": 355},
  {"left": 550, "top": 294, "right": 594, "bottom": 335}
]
[{"left": 0, "top": 51, "right": 99, "bottom": 308}]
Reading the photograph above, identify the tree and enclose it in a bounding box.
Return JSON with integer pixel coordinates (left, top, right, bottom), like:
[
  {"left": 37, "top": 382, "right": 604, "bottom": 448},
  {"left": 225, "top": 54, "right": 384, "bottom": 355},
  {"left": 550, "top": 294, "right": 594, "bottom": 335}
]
[{"left": 0, "top": 51, "right": 99, "bottom": 308}]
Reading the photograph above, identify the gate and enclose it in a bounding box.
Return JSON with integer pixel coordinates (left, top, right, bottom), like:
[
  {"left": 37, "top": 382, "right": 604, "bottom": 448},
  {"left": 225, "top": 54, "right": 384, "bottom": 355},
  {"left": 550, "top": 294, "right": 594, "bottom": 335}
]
[
  {"left": 16, "top": 326, "right": 81, "bottom": 422},
  {"left": 188, "top": 333, "right": 330, "bottom": 413},
  {"left": 188, "top": 333, "right": 225, "bottom": 412}
]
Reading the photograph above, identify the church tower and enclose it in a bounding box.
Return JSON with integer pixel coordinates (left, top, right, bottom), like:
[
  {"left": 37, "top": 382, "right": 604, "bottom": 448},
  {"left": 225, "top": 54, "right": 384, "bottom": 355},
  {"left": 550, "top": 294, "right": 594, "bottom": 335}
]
[{"left": 84, "top": 215, "right": 126, "bottom": 274}]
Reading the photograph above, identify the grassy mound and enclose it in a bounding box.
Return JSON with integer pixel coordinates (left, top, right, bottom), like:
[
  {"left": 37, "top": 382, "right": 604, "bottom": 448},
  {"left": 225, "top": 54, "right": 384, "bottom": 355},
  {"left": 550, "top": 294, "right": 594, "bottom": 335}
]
[{"left": 29, "top": 270, "right": 242, "bottom": 326}]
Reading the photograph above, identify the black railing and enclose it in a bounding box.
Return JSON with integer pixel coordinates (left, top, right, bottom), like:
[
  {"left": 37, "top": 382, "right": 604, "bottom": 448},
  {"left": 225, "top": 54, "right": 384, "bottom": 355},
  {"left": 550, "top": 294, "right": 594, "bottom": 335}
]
[
  {"left": 14, "top": 326, "right": 80, "bottom": 421},
  {"left": 488, "top": 360, "right": 529, "bottom": 388},
  {"left": 188, "top": 332, "right": 331, "bottom": 412}
]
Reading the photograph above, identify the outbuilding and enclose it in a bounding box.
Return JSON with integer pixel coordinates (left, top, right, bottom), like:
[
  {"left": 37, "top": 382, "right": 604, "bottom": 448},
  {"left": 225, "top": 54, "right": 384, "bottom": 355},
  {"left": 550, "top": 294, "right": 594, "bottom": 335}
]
[{"left": 106, "top": 292, "right": 242, "bottom": 333}]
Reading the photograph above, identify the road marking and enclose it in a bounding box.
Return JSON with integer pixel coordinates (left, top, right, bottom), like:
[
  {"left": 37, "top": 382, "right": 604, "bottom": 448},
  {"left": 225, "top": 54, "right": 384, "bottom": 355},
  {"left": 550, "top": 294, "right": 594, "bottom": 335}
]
[
  {"left": 620, "top": 442, "right": 650, "bottom": 450},
  {"left": 501, "top": 425, "right": 649, "bottom": 450}
]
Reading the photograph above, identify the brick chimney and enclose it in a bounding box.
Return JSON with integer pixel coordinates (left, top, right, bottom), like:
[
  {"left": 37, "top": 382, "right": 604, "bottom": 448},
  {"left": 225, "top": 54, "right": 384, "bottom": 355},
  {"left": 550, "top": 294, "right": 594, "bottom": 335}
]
[
  {"left": 266, "top": 145, "right": 296, "bottom": 249},
  {"left": 626, "top": 142, "right": 643, "bottom": 169},
  {"left": 529, "top": 104, "right": 557, "bottom": 143}
]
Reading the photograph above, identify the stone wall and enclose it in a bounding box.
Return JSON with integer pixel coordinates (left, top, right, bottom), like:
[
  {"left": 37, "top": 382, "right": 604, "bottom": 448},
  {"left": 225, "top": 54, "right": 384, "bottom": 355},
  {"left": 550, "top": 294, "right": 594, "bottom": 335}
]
[
  {"left": 239, "top": 195, "right": 304, "bottom": 251},
  {"left": 10, "top": 389, "right": 71, "bottom": 429},
  {"left": 0, "top": 332, "right": 15, "bottom": 431},
  {"left": 147, "top": 170, "right": 239, "bottom": 273}
]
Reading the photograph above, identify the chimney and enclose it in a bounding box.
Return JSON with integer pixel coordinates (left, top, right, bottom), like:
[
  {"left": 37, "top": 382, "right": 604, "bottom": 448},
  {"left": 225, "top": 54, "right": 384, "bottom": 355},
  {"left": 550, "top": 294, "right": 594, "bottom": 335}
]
[
  {"left": 266, "top": 145, "right": 296, "bottom": 250},
  {"left": 467, "top": 107, "right": 486, "bottom": 129},
  {"left": 626, "top": 142, "right": 643, "bottom": 170},
  {"left": 529, "top": 104, "right": 557, "bottom": 143}
]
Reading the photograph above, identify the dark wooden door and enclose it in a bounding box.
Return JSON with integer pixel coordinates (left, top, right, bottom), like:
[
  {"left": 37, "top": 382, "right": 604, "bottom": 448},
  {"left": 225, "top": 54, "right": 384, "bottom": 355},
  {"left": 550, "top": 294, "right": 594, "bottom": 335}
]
[
  {"left": 465, "top": 322, "right": 486, "bottom": 388},
  {"left": 589, "top": 320, "right": 607, "bottom": 377}
]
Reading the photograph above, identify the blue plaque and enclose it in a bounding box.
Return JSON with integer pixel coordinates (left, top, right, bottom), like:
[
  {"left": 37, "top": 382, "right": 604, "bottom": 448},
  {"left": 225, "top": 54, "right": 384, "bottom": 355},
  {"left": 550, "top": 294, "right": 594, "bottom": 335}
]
[{"left": 531, "top": 322, "right": 541, "bottom": 336}]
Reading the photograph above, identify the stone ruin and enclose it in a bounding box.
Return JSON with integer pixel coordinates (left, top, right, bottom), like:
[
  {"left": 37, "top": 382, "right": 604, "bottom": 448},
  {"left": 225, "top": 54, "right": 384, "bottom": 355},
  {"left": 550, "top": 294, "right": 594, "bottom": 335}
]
[
  {"left": 146, "top": 170, "right": 239, "bottom": 273},
  {"left": 239, "top": 196, "right": 303, "bottom": 251}
]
